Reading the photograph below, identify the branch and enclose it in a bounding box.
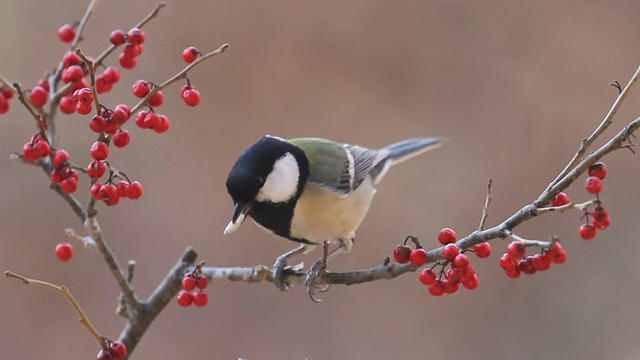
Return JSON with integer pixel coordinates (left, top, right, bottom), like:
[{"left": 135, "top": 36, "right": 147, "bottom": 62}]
[
  {"left": 129, "top": 43, "right": 229, "bottom": 114},
  {"left": 4, "top": 271, "right": 105, "bottom": 347},
  {"left": 117, "top": 248, "right": 197, "bottom": 355}
]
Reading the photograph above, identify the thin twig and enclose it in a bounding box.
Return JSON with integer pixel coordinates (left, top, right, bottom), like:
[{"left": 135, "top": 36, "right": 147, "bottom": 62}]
[
  {"left": 478, "top": 178, "right": 493, "bottom": 230},
  {"left": 65, "top": 228, "right": 96, "bottom": 249},
  {"left": 546, "top": 65, "right": 640, "bottom": 193},
  {"left": 4, "top": 271, "right": 105, "bottom": 347},
  {"left": 70, "top": 0, "right": 102, "bottom": 50},
  {"left": 129, "top": 43, "right": 229, "bottom": 114},
  {"left": 12, "top": 83, "right": 49, "bottom": 143},
  {"left": 533, "top": 199, "right": 597, "bottom": 215},
  {"left": 0, "top": 74, "right": 16, "bottom": 94},
  {"left": 504, "top": 231, "right": 555, "bottom": 249}
]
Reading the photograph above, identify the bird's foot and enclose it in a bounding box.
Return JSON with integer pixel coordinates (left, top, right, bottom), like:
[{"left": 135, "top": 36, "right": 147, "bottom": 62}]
[
  {"left": 272, "top": 257, "right": 300, "bottom": 291},
  {"left": 305, "top": 241, "right": 331, "bottom": 302}
]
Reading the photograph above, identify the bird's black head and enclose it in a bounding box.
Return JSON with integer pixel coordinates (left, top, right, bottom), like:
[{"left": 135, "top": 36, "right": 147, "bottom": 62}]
[{"left": 224, "top": 136, "right": 309, "bottom": 235}]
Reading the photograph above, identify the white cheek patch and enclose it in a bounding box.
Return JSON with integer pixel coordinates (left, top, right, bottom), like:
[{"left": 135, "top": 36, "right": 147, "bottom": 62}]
[{"left": 256, "top": 152, "right": 300, "bottom": 203}]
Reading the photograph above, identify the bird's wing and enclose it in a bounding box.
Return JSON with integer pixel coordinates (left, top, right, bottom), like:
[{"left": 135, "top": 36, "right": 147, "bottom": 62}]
[{"left": 290, "top": 138, "right": 382, "bottom": 195}]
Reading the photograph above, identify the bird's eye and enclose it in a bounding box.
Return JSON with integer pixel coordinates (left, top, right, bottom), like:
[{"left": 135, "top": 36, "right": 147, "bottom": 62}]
[{"left": 255, "top": 178, "right": 265, "bottom": 188}]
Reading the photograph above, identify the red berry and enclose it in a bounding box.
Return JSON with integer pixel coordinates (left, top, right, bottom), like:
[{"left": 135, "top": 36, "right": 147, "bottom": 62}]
[
  {"left": 89, "top": 115, "right": 106, "bottom": 133},
  {"left": 0, "top": 94, "right": 9, "bottom": 114},
  {"left": 461, "top": 274, "right": 479, "bottom": 290},
  {"left": 87, "top": 160, "right": 106, "bottom": 178},
  {"left": 55, "top": 243, "right": 74, "bottom": 261},
  {"left": 453, "top": 253, "right": 470, "bottom": 268},
  {"left": 446, "top": 268, "right": 462, "bottom": 284},
  {"left": 103, "top": 67, "right": 121, "bottom": 83},
  {"left": 193, "top": 291, "right": 209, "bottom": 307},
  {"left": 154, "top": 114, "right": 171, "bottom": 133},
  {"left": 177, "top": 290, "right": 193, "bottom": 307},
  {"left": 110, "top": 29, "right": 126, "bottom": 45},
  {"left": 531, "top": 253, "right": 552, "bottom": 271},
  {"left": 119, "top": 53, "right": 137, "bottom": 69},
  {"left": 91, "top": 182, "right": 102, "bottom": 199},
  {"left": 579, "top": 224, "right": 597, "bottom": 240},
  {"left": 52, "top": 150, "right": 70, "bottom": 167},
  {"left": 588, "top": 162, "right": 607, "bottom": 180},
  {"left": 62, "top": 65, "right": 85, "bottom": 84},
  {"left": 438, "top": 227, "right": 457, "bottom": 245},
  {"left": 504, "top": 267, "right": 522, "bottom": 279},
  {"left": 123, "top": 43, "right": 143, "bottom": 58},
  {"left": 182, "top": 274, "right": 197, "bottom": 291},
  {"left": 585, "top": 176, "right": 603, "bottom": 194},
  {"left": 112, "top": 104, "right": 131, "bottom": 124},
  {"left": 59, "top": 95, "right": 77, "bottom": 114},
  {"left": 109, "top": 342, "right": 127, "bottom": 359},
  {"left": 144, "top": 112, "right": 161, "bottom": 129},
  {"left": 90, "top": 141, "right": 109, "bottom": 160},
  {"left": 196, "top": 275, "right": 208, "bottom": 290},
  {"left": 1, "top": 86, "right": 14, "bottom": 100},
  {"left": 418, "top": 268, "right": 436, "bottom": 285},
  {"left": 62, "top": 52, "right": 81, "bottom": 68},
  {"left": 442, "top": 243, "right": 459, "bottom": 260},
  {"left": 95, "top": 76, "right": 113, "bottom": 94},
  {"left": 499, "top": 253, "right": 518, "bottom": 271},
  {"left": 61, "top": 177, "right": 78, "bottom": 193},
  {"left": 442, "top": 279, "right": 459, "bottom": 294},
  {"left": 473, "top": 242, "right": 492, "bottom": 258},
  {"left": 409, "top": 248, "right": 427, "bottom": 266},
  {"left": 182, "top": 46, "right": 200, "bottom": 63},
  {"left": 33, "top": 139, "right": 51, "bottom": 157},
  {"left": 592, "top": 217, "right": 610, "bottom": 230},
  {"left": 125, "top": 181, "right": 143, "bottom": 199},
  {"left": 116, "top": 182, "right": 129, "bottom": 198},
  {"left": 459, "top": 264, "right": 475, "bottom": 280},
  {"left": 592, "top": 206, "right": 609, "bottom": 222},
  {"left": 135, "top": 110, "right": 149, "bottom": 129},
  {"left": 29, "top": 86, "right": 48, "bottom": 106},
  {"left": 393, "top": 244, "right": 411, "bottom": 264},
  {"left": 551, "top": 192, "right": 570, "bottom": 207},
  {"left": 51, "top": 168, "right": 65, "bottom": 183},
  {"left": 518, "top": 257, "right": 537, "bottom": 275},
  {"left": 506, "top": 241, "right": 526, "bottom": 259},
  {"left": 127, "top": 28, "right": 146, "bottom": 44},
  {"left": 428, "top": 281, "right": 445, "bottom": 296},
  {"left": 73, "top": 87, "right": 94, "bottom": 105},
  {"left": 112, "top": 130, "right": 131, "bottom": 148},
  {"left": 148, "top": 91, "right": 164, "bottom": 107},
  {"left": 77, "top": 103, "right": 93, "bottom": 115},
  {"left": 96, "top": 349, "right": 114, "bottom": 360},
  {"left": 58, "top": 24, "right": 76, "bottom": 43},
  {"left": 132, "top": 80, "right": 151, "bottom": 98},
  {"left": 182, "top": 88, "right": 201, "bottom": 106}
]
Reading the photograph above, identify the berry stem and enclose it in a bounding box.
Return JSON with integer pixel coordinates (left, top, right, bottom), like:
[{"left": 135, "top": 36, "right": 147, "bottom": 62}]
[
  {"left": 4, "top": 271, "right": 105, "bottom": 347},
  {"left": 129, "top": 43, "right": 229, "bottom": 114}
]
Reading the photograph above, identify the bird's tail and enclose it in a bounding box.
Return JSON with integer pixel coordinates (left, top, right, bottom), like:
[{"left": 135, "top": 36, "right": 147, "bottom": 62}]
[{"left": 371, "top": 137, "right": 445, "bottom": 184}]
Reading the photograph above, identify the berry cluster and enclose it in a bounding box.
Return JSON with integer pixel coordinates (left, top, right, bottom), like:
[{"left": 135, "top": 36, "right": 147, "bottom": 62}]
[
  {"left": 50, "top": 150, "right": 80, "bottom": 193},
  {"left": 21, "top": 133, "right": 51, "bottom": 162},
  {"left": 111, "top": 28, "right": 147, "bottom": 70},
  {"left": 579, "top": 162, "right": 610, "bottom": 240},
  {"left": 91, "top": 178, "right": 143, "bottom": 207},
  {"left": 55, "top": 242, "right": 74, "bottom": 262},
  {"left": 96, "top": 340, "right": 127, "bottom": 360},
  {"left": 393, "top": 229, "right": 492, "bottom": 296},
  {"left": 499, "top": 240, "right": 567, "bottom": 278},
  {"left": 177, "top": 266, "right": 210, "bottom": 307}
]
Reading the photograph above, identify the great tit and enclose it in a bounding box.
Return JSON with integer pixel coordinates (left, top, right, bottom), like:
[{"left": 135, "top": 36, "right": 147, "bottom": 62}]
[{"left": 224, "top": 135, "right": 444, "bottom": 297}]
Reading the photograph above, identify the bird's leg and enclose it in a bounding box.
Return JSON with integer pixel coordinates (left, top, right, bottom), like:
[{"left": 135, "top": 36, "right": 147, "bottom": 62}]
[
  {"left": 306, "top": 239, "right": 351, "bottom": 302},
  {"left": 272, "top": 244, "right": 308, "bottom": 291}
]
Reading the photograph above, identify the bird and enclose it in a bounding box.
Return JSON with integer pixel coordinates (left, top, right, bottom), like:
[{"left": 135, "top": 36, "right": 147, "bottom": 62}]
[{"left": 224, "top": 135, "right": 445, "bottom": 300}]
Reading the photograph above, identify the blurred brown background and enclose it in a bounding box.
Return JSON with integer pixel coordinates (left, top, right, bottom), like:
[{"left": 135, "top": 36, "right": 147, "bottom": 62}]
[{"left": 2, "top": 1, "right": 640, "bottom": 359}]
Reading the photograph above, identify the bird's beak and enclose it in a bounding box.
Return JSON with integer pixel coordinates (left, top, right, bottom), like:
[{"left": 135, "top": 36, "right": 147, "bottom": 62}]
[{"left": 223, "top": 201, "right": 253, "bottom": 235}]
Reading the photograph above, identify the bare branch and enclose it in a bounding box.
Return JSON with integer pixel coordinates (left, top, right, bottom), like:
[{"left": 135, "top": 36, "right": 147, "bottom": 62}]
[
  {"left": 75, "top": 49, "right": 101, "bottom": 116},
  {"left": 478, "top": 178, "right": 493, "bottom": 230},
  {"left": 4, "top": 271, "right": 105, "bottom": 347}
]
